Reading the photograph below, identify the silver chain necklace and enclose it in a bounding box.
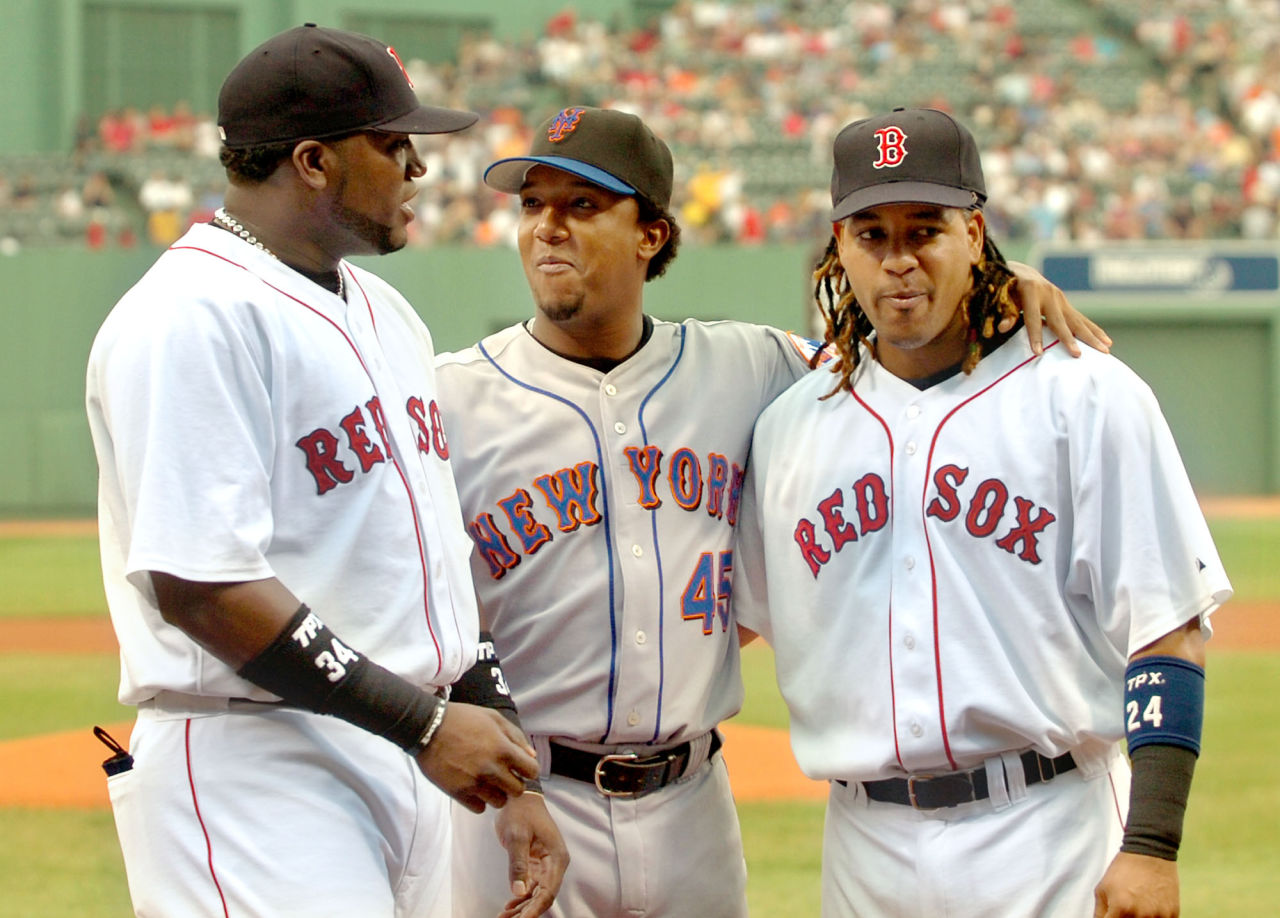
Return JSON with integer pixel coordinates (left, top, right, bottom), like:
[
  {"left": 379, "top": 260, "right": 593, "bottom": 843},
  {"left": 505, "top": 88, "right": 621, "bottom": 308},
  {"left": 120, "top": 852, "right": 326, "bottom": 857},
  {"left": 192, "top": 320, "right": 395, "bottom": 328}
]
[
  {"left": 213, "top": 208, "right": 277, "bottom": 259},
  {"left": 213, "top": 207, "right": 343, "bottom": 299}
]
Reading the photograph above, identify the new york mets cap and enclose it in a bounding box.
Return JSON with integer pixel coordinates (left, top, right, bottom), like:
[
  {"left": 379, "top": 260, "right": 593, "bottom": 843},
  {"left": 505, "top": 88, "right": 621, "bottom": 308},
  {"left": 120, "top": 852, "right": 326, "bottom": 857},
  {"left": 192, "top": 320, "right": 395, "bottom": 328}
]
[
  {"left": 830, "top": 108, "right": 986, "bottom": 222},
  {"left": 218, "top": 23, "right": 478, "bottom": 149},
  {"left": 484, "top": 107, "right": 674, "bottom": 210}
]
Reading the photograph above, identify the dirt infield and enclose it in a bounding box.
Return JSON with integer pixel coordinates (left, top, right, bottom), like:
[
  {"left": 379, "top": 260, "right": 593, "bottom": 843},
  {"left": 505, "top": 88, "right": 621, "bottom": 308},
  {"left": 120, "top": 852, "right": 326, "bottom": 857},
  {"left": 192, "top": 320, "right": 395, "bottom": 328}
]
[
  {"left": 0, "top": 717, "right": 829, "bottom": 810},
  {"left": 0, "top": 616, "right": 829, "bottom": 808},
  {"left": 5, "top": 603, "right": 1277, "bottom": 655},
  {"left": 2, "top": 501, "right": 1276, "bottom": 809},
  {"left": 2, "top": 603, "right": 1275, "bottom": 810}
]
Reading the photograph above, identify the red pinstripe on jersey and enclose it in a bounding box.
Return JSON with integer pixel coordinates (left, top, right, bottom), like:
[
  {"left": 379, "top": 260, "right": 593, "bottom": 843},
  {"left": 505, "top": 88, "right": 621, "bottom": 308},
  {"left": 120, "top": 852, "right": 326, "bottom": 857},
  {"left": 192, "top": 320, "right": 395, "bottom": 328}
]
[{"left": 170, "top": 245, "right": 449, "bottom": 676}]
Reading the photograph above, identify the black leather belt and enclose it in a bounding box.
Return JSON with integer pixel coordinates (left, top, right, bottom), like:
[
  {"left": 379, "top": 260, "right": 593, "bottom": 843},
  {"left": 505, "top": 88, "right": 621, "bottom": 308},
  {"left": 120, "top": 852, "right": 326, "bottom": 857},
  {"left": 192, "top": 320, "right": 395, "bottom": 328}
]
[
  {"left": 549, "top": 732, "right": 722, "bottom": 799},
  {"left": 853, "top": 750, "right": 1076, "bottom": 810}
]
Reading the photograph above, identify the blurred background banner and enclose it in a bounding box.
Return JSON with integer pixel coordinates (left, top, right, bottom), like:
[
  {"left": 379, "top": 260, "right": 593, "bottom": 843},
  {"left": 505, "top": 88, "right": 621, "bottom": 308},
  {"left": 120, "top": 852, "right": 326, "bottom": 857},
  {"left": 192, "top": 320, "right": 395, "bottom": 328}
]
[{"left": 1040, "top": 246, "right": 1280, "bottom": 292}]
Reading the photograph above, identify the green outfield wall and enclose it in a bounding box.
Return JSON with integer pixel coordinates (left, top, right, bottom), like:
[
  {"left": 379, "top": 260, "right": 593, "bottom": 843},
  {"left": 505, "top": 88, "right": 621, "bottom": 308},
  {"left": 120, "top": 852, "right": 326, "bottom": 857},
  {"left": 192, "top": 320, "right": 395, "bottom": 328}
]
[{"left": 1, "top": 243, "right": 1276, "bottom": 517}]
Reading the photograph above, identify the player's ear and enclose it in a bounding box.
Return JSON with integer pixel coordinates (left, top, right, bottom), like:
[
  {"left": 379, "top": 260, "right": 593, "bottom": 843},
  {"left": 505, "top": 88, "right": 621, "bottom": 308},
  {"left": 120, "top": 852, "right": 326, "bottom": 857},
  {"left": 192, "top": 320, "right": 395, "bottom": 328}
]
[
  {"left": 966, "top": 209, "right": 985, "bottom": 263},
  {"left": 637, "top": 217, "right": 670, "bottom": 260},
  {"left": 291, "top": 140, "right": 330, "bottom": 191}
]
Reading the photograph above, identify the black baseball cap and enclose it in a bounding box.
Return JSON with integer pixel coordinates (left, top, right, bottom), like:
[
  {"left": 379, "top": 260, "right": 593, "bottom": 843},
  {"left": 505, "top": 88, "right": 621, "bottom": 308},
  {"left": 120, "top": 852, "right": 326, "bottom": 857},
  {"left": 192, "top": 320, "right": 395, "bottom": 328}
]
[
  {"left": 484, "top": 107, "right": 674, "bottom": 210},
  {"left": 830, "top": 108, "right": 986, "bottom": 222},
  {"left": 218, "top": 23, "right": 478, "bottom": 149}
]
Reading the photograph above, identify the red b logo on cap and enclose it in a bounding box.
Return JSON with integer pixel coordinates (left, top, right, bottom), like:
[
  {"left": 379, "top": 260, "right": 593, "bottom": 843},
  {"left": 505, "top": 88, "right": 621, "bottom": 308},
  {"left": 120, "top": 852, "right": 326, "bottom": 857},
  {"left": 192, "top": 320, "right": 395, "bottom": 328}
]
[
  {"left": 873, "top": 127, "right": 907, "bottom": 169},
  {"left": 386, "top": 46, "right": 414, "bottom": 88}
]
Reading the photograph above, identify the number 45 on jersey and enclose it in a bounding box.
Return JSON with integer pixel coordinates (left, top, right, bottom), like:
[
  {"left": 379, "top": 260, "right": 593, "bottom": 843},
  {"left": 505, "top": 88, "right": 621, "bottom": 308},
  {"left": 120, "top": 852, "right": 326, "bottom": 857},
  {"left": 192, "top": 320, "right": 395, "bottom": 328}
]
[{"left": 682, "top": 550, "right": 732, "bottom": 634}]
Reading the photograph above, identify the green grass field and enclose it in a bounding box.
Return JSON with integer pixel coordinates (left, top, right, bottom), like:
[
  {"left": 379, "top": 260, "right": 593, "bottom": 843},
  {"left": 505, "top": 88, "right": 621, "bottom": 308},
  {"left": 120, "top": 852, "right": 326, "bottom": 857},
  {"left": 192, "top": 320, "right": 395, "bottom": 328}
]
[{"left": 1, "top": 520, "right": 1278, "bottom": 916}]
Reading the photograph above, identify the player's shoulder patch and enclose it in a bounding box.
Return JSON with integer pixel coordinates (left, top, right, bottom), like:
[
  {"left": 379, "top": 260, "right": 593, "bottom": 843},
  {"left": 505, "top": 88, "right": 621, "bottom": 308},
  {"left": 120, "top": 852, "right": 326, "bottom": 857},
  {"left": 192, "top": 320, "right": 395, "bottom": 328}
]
[{"left": 783, "top": 331, "right": 836, "bottom": 366}]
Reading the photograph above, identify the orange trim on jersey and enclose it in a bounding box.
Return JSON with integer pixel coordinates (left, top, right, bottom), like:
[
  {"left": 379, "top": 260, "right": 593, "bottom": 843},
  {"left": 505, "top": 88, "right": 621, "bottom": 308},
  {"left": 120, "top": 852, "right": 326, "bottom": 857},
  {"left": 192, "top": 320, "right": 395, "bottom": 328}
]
[
  {"left": 624, "top": 445, "right": 664, "bottom": 509},
  {"left": 533, "top": 462, "right": 602, "bottom": 533},
  {"left": 667, "top": 447, "right": 703, "bottom": 511},
  {"left": 680, "top": 551, "right": 717, "bottom": 635},
  {"left": 498, "top": 488, "right": 553, "bottom": 555},
  {"left": 467, "top": 512, "right": 521, "bottom": 579},
  {"left": 705, "top": 453, "right": 729, "bottom": 519}
]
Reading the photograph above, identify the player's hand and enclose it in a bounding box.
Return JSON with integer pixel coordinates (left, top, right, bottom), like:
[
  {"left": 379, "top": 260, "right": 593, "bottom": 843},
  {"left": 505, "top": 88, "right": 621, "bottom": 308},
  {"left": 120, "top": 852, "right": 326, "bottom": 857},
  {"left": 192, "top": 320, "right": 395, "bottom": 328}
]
[
  {"left": 1093, "top": 851, "right": 1180, "bottom": 918},
  {"left": 415, "top": 702, "right": 539, "bottom": 813},
  {"left": 494, "top": 792, "right": 570, "bottom": 918},
  {"left": 1006, "top": 260, "right": 1112, "bottom": 357}
]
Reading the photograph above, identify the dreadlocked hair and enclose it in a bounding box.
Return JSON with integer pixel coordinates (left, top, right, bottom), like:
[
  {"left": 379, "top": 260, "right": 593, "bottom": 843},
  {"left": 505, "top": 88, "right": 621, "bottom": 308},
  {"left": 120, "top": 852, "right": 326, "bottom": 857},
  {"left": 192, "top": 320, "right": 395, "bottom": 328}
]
[{"left": 810, "top": 223, "right": 1019, "bottom": 398}]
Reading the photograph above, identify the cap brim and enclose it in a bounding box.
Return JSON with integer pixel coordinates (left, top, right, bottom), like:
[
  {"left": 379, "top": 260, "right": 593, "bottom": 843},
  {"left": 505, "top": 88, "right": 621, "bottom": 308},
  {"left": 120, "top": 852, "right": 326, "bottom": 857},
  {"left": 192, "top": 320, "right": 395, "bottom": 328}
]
[
  {"left": 831, "top": 181, "right": 981, "bottom": 222},
  {"left": 376, "top": 105, "right": 479, "bottom": 136},
  {"left": 483, "top": 155, "right": 636, "bottom": 196}
]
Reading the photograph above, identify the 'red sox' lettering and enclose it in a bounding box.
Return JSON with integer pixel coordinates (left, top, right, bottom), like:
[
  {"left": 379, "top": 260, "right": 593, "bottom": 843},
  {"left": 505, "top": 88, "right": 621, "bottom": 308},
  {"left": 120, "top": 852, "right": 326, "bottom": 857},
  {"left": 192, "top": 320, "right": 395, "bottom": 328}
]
[
  {"left": 296, "top": 395, "right": 449, "bottom": 495},
  {"left": 794, "top": 466, "right": 1056, "bottom": 576}
]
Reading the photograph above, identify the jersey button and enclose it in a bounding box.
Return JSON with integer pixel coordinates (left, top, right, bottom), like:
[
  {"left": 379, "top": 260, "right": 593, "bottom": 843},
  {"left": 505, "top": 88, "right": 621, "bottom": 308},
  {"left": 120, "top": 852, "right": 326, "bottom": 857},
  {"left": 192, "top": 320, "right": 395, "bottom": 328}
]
[
  {"left": 604, "top": 383, "right": 618, "bottom": 396},
  {"left": 907, "top": 405, "right": 921, "bottom": 419},
  {"left": 904, "top": 556, "right": 915, "bottom": 571},
  {"left": 635, "top": 630, "right": 647, "bottom": 644},
  {"left": 627, "top": 711, "right": 641, "bottom": 726},
  {"left": 614, "top": 421, "right": 627, "bottom": 435},
  {"left": 910, "top": 722, "right": 924, "bottom": 737},
  {"left": 904, "top": 633, "right": 916, "bottom": 650},
  {"left": 631, "top": 544, "right": 644, "bottom": 558},
  {"left": 905, "top": 441, "right": 917, "bottom": 455}
]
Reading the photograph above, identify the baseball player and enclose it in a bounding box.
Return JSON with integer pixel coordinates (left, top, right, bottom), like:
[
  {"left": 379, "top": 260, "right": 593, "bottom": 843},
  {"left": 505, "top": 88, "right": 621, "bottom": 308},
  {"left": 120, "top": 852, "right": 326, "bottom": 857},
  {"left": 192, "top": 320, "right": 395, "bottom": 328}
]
[
  {"left": 735, "top": 108, "right": 1233, "bottom": 918},
  {"left": 434, "top": 106, "right": 1110, "bottom": 917},
  {"left": 86, "top": 24, "right": 563, "bottom": 918}
]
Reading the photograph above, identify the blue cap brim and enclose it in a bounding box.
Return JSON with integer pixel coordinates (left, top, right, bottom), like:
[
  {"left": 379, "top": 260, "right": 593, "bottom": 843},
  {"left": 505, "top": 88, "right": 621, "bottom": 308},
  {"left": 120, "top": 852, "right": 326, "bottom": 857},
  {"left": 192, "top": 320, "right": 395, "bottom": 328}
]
[{"left": 483, "top": 155, "right": 637, "bottom": 196}]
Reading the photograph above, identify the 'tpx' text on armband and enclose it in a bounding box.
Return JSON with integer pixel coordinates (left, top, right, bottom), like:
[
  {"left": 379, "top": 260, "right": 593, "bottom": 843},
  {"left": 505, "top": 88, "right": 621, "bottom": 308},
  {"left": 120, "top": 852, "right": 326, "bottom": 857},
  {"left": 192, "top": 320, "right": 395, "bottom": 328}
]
[
  {"left": 237, "top": 603, "right": 442, "bottom": 754},
  {"left": 1123, "top": 654, "right": 1204, "bottom": 756},
  {"left": 1120, "top": 653, "right": 1205, "bottom": 860},
  {"left": 450, "top": 630, "right": 541, "bottom": 793}
]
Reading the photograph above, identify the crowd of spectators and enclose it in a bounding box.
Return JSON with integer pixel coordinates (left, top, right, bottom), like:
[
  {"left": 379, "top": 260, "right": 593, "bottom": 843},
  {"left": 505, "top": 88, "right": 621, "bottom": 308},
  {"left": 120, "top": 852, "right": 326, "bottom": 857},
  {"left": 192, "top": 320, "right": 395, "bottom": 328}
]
[{"left": 5, "top": 0, "right": 1280, "bottom": 252}]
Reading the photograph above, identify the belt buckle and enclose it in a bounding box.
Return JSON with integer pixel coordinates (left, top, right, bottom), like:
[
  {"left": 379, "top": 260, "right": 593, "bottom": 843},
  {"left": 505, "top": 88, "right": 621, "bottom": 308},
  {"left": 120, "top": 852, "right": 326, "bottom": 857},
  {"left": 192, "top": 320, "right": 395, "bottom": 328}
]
[
  {"left": 906, "top": 773, "right": 937, "bottom": 811},
  {"left": 594, "top": 751, "right": 641, "bottom": 797},
  {"left": 907, "top": 770, "right": 977, "bottom": 810}
]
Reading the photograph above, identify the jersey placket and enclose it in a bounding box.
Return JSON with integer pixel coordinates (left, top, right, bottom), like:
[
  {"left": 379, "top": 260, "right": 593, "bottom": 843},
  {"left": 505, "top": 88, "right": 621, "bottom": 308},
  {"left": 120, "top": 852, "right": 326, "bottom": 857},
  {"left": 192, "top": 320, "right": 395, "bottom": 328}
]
[
  {"left": 887, "top": 387, "right": 950, "bottom": 773},
  {"left": 599, "top": 367, "right": 663, "bottom": 743}
]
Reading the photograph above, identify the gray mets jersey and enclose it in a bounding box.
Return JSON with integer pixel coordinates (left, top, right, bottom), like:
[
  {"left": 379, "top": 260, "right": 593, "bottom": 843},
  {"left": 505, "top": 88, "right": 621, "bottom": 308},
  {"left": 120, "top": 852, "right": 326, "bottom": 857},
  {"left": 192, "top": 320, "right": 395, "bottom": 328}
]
[{"left": 435, "top": 318, "right": 818, "bottom": 745}]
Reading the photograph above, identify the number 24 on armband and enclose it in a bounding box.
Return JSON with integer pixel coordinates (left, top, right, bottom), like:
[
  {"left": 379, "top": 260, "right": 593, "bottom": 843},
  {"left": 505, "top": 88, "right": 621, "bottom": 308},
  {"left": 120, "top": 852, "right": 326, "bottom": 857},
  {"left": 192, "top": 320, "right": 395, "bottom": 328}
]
[{"left": 1127, "top": 694, "right": 1164, "bottom": 732}]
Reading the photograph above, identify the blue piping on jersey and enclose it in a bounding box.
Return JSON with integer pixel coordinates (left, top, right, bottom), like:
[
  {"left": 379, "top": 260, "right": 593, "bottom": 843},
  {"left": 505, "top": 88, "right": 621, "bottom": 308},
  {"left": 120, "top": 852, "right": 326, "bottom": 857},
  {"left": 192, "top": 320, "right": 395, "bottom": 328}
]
[
  {"left": 635, "top": 324, "right": 688, "bottom": 742},
  {"left": 478, "top": 340, "right": 620, "bottom": 741}
]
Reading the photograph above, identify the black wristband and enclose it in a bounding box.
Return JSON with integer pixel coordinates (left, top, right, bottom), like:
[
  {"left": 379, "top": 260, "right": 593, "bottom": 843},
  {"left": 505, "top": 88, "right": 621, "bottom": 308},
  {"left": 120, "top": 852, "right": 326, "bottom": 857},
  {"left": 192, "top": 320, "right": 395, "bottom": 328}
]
[
  {"left": 450, "top": 631, "right": 541, "bottom": 792},
  {"left": 1121, "top": 743, "right": 1197, "bottom": 861},
  {"left": 450, "top": 631, "right": 518, "bottom": 715},
  {"left": 237, "top": 604, "right": 442, "bottom": 753}
]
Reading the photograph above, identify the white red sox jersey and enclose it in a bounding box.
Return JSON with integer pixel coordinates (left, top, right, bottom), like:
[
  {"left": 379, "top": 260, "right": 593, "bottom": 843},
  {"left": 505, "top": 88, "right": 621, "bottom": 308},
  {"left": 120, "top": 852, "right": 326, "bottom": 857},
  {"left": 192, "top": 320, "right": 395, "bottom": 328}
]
[
  {"left": 87, "top": 223, "right": 479, "bottom": 704},
  {"left": 434, "top": 319, "right": 818, "bottom": 744},
  {"left": 736, "top": 334, "right": 1232, "bottom": 782}
]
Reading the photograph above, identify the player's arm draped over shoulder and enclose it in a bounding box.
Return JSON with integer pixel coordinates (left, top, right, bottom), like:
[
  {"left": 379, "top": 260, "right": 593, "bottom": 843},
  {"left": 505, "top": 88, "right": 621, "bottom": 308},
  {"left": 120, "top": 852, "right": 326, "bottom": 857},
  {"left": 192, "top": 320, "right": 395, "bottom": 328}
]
[
  {"left": 1005, "top": 260, "right": 1111, "bottom": 356},
  {"left": 149, "top": 573, "right": 539, "bottom": 812}
]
